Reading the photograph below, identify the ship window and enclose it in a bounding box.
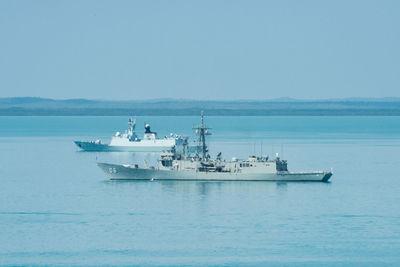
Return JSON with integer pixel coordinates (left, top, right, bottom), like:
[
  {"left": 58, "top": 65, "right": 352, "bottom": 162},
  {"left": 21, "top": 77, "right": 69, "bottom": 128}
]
[{"left": 161, "top": 160, "right": 172, "bottom": 167}]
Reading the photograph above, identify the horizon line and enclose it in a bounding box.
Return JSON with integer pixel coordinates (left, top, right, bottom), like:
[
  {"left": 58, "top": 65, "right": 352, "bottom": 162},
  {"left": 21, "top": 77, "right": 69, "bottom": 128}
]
[{"left": 2, "top": 96, "right": 400, "bottom": 102}]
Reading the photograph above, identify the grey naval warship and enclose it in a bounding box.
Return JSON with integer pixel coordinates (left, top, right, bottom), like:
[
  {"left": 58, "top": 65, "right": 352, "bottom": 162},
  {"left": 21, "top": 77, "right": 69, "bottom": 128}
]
[
  {"left": 75, "top": 117, "right": 184, "bottom": 152},
  {"left": 98, "top": 113, "right": 333, "bottom": 182}
]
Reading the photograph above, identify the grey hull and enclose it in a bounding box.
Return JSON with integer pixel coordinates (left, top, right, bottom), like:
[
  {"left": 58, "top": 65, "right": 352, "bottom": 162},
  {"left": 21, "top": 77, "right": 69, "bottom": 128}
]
[
  {"left": 74, "top": 141, "right": 173, "bottom": 152},
  {"left": 98, "top": 163, "right": 332, "bottom": 182}
]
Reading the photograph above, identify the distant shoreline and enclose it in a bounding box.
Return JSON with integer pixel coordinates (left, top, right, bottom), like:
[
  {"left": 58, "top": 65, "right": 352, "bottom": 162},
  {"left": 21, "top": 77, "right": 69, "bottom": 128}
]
[
  {"left": 1, "top": 109, "right": 400, "bottom": 116},
  {"left": 1, "top": 97, "right": 400, "bottom": 116}
]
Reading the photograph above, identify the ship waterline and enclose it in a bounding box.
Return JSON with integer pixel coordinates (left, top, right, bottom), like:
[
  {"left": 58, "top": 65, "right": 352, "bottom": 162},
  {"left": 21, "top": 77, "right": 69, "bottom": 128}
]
[{"left": 97, "top": 162, "right": 332, "bottom": 182}]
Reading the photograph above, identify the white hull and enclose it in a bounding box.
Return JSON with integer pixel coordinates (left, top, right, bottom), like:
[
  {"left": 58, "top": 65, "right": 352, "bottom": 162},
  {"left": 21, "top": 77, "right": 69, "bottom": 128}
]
[
  {"left": 74, "top": 141, "right": 174, "bottom": 152},
  {"left": 98, "top": 163, "right": 332, "bottom": 182}
]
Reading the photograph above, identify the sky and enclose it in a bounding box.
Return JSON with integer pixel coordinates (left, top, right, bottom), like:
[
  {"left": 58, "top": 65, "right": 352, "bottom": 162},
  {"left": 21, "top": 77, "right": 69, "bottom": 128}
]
[{"left": 0, "top": 0, "right": 399, "bottom": 100}]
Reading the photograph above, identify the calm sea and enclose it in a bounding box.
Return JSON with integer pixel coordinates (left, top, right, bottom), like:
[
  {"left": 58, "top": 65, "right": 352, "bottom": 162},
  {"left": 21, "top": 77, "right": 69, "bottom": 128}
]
[{"left": 0, "top": 116, "right": 399, "bottom": 266}]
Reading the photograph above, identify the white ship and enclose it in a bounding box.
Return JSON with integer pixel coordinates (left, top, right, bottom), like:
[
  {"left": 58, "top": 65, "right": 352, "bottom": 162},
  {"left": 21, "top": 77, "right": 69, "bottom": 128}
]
[
  {"left": 74, "top": 118, "right": 184, "bottom": 152},
  {"left": 98, "top": 113, "right": 333, "bottom": 182}
]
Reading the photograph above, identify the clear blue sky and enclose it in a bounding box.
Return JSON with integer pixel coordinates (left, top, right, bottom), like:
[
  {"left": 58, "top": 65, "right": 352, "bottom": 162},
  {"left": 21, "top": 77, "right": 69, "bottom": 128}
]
[{"left": 0, "top": 0, "right": 399, "bottom": 100}]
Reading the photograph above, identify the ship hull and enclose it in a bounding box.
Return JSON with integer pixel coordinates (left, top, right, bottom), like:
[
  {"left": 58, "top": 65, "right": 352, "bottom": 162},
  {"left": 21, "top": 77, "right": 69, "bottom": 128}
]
[
  {"left": 74, "top": 141, "right": 173, "bottom": 152},
  {"left": 97, "top": 163, "right": 332, "bottom": 182}
]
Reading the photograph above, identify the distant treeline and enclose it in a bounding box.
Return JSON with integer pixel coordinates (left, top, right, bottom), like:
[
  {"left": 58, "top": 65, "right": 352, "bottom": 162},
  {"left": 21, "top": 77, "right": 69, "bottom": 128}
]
[{"left": 1, "top": 97, "right": 400, "bottom": 116}]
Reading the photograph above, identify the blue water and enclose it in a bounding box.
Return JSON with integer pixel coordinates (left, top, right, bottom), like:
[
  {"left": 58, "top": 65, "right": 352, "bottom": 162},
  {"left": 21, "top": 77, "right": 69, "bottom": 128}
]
[{"left": 0, "top": 116, "right": 399, "bottom": 266}]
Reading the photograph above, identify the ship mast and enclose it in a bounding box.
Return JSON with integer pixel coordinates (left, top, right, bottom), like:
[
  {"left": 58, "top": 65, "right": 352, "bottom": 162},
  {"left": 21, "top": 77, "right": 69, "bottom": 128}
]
[
  {"left": 127, "top": 117, "right": 136, "bottom": 139},
  {"left": 193, "top": 111, "right": 211, "bottom": 161}
]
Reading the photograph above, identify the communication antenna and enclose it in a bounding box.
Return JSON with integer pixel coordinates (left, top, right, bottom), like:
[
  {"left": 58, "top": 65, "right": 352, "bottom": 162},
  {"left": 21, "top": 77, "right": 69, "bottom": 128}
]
[{"left": 193, "top": 111, "right": 211, "bottom": 161}]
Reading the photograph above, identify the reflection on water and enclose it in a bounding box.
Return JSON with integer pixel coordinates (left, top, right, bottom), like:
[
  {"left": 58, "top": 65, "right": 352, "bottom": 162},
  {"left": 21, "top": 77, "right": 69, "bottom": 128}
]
[
  {"left": 275, "top": 182, "right": 288, "bottom": 192},
  {"left": 159, "top": 180, "right": 280, "bottom": 195},
  {"left": 105, "top": 179, "right": 328, "bottom": 200}
]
